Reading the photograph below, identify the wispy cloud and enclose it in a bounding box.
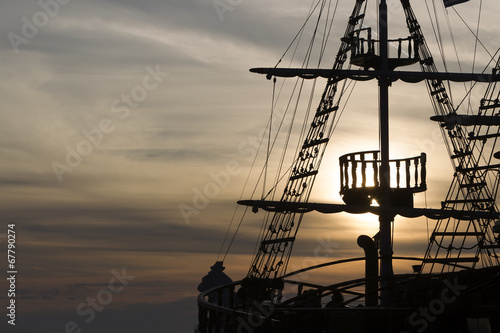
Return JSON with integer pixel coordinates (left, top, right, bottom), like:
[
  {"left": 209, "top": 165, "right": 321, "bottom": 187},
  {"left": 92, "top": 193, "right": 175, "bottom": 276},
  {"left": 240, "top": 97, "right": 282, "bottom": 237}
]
[{"left": 1, "top": 0, "right": 498, "bottom": 330}]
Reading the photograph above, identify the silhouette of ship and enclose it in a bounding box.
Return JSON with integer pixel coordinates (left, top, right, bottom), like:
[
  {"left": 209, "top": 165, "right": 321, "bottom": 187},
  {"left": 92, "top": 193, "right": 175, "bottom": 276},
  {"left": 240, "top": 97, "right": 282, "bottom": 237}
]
[{"left": 197, "top": 0, "right": 500, "bottom": 331}]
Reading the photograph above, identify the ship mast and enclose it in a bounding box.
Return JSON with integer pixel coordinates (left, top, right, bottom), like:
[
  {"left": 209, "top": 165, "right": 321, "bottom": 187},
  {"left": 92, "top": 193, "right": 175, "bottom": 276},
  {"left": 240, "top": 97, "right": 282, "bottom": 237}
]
[
  {"left": 377, "top": 0, "right": 393, "bottom": 306},
  {"left": 198, "top": 3, "right": 500, "bottom": 331},
  {"left": 243, "top": 0, "right": 500, "bottom": 306}
]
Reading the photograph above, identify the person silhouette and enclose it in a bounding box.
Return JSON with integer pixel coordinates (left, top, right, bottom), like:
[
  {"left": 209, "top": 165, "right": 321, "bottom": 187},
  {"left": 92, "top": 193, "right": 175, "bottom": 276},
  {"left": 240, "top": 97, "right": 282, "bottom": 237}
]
[
  {"left": 198, "top": 261, "right": 233, "bottom": 332},
  {"left": 325, "top": 288, "right": 345, "bottom": 308},
  {"left": 198, "top": 261, "right": 233, "bottom": 305}
]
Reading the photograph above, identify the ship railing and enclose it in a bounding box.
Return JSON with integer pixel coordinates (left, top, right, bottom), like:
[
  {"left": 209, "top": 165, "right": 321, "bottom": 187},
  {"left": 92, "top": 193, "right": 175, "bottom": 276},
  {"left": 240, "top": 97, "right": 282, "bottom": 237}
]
[
  {"left": 339, "top": 150, "right": 427, "bottom": 191},
  {"left": 196, "top": 257, "right": 444, "bottom": 333},
  {"left": 348, "top": 27, "right": 419, "bottom": 69},
  {"left": 197, "top": 276, "right": 422, "bottom": 333},
  {"left": 339, "top": 150, "right": 426, "bottom": 206}
]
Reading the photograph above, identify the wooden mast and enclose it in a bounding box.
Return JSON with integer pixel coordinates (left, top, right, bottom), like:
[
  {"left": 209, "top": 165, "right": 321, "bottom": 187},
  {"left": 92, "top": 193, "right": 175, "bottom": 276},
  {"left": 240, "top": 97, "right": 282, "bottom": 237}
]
[{"left": 378, "top": 0, "right": 393, "bottom": 306}]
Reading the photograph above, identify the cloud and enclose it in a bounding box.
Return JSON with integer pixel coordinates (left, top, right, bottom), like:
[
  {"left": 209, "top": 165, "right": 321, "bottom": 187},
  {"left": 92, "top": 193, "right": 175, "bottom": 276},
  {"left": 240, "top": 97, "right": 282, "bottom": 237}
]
[{"left": 0, "top": 0, "right": 499, "bottom": 330}]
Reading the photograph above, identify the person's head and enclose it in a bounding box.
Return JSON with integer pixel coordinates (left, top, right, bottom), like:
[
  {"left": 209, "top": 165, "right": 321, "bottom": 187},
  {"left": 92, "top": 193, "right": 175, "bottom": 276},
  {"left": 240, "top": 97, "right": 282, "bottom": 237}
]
[{"left": 211, "top": 261, "right": 225, "bottom": 271}]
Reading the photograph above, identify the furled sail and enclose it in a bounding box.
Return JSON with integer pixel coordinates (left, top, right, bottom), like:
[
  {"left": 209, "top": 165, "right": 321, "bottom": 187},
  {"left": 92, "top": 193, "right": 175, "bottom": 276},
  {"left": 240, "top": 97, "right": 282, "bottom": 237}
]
[{"left": 443, "top": 0, "right": 469, "bottom": 8}]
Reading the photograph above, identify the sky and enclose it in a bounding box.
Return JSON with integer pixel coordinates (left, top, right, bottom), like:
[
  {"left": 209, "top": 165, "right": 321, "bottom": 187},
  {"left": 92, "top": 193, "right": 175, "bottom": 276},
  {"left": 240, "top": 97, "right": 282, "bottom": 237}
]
[{"left": 0, "top": 0, "right": 499, "bottom": 332}]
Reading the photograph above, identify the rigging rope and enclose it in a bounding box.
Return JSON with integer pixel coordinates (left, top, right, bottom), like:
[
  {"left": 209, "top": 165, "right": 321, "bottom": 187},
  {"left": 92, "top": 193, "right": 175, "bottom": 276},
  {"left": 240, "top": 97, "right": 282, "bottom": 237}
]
[
  {"left": 274, "top": 0, "right": 324, "bottom": 68},
  {"left": 246, "top": 0, "right": 369, "bottom": 279},
  {"left": 467, "top": 0, "right": 483, "bottom": 115},
  {"left": 217, "top": 123, "right": 269, "bottom": 261},
  {"left": 262, "top": 77, "right": 276, "bottom": 199},
  {"left": 219, "top": 0, "right": 337, "bottom": 261},
  {"left": 450, "top": 7, "right": 493, "bottom": 59},
  {"left": 217, "top": 81, "right": 292, "bottom": 260},
  {"left": 431, "top": 0, "right": 455, "bottom": 104},
  {"left": 454, "top": 48, "right": 500, "bottom": 111}
]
